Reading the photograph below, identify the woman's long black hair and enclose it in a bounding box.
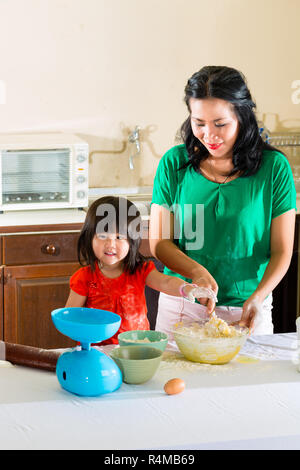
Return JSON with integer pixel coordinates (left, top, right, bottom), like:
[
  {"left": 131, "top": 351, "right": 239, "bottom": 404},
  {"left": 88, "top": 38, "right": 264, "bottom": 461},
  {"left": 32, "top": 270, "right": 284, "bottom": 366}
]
[
  {"left": 78, "top": 196, "right": 145, "bottom": 274},
  {"left": 180, "top": 66, "right": 280, "bottom": 176}
]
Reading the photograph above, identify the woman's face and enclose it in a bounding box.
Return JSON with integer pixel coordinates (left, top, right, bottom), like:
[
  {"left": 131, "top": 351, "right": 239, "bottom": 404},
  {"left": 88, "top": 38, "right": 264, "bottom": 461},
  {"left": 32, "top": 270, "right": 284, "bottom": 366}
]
[{"left": 189, "top": 97, "right": 239, "bottom": 159}]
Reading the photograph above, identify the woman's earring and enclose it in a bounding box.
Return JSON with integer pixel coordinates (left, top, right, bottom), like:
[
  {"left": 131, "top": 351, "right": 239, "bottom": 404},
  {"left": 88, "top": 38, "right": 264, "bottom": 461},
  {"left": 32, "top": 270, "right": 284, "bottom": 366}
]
[{"left": 98, "top": 260, "right": 104, "bottom": 270}]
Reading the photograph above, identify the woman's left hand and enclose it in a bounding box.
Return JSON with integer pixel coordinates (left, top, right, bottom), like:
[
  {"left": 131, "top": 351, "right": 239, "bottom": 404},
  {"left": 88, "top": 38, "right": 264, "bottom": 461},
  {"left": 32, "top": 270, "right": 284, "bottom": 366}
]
[
  {"left": 183, "top": 284, "right": 218, "bottom": 309},
  {"left": 239, "top": 295, "right": 262, "bottom": 332},
  {"left": 192, "top": 271, "right": 218, "bottom": 314}
]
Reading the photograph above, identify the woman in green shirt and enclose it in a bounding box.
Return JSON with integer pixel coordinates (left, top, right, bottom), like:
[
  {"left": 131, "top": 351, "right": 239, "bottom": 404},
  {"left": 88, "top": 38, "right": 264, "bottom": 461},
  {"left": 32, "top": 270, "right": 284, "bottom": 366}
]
[{"left": 150, "top": 66, "right": 296, "bottom": 335}]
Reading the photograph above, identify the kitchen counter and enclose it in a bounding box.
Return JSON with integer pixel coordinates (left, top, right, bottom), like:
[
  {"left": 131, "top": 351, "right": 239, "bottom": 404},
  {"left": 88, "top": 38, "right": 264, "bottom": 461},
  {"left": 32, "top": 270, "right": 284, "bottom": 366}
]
[
  {"left": 0, "top": 209, "right": 86, "bottom": 227},
  {"left": 0, "top": 191, "right": 298, "bottom": 234},
  {"left": 88, "top": 186, "right": 152, "bottom": 220},
  {"left": 0, "top": 333, "right": 299, "bottom": 450},
  {"left": 0, "top": 209, "right": 86, "bottom": 234}
]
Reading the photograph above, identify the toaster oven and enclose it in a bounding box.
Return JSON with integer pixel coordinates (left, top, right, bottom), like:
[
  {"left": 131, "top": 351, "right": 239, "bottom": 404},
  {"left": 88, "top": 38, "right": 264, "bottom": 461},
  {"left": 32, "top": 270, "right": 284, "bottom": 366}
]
[{"left": 0, "top": 133, "right": 89, "bottom": 212}]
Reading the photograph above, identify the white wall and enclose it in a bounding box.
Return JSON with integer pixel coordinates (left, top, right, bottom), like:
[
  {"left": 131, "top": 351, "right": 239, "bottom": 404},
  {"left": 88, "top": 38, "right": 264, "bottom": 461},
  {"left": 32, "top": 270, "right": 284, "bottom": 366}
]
[{"left": 0, "top": 0, "right": 299, "bottom": 187}]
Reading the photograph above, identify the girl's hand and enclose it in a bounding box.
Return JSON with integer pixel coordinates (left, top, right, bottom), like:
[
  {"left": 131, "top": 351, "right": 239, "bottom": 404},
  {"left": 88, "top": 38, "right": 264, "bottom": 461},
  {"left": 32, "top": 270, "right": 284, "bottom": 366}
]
[
  {"left": 191, "top": 272, "right": 219, "bottom": 315},
  {"left": 239, "top": 295, "right": 262, "bottom": 332}
]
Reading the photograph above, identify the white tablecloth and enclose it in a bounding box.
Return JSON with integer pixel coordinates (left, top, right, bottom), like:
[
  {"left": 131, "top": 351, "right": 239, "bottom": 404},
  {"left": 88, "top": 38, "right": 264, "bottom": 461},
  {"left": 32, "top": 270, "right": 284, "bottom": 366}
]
[{"left": 0, "top": 333, "right": 300, "bottom": 450}]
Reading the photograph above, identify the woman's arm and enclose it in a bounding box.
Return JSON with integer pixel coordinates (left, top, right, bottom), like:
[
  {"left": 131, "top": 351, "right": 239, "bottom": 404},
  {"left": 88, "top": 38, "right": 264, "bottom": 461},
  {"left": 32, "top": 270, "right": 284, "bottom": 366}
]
[
  {"left": 65, "top": 289, "right": 87, "bottom": 308},
  {"left": 149, "top": 203, "right": 218, "bottom": 312},
  {"left": 240, "top": 209, "right": 296, "bottom": 328}
]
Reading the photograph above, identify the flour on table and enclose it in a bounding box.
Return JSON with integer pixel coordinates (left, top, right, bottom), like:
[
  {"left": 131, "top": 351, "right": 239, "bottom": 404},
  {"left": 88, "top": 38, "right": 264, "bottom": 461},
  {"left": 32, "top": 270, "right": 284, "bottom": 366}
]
[{"left": 160, "top": 350, "right": 233, "bottom": 373}]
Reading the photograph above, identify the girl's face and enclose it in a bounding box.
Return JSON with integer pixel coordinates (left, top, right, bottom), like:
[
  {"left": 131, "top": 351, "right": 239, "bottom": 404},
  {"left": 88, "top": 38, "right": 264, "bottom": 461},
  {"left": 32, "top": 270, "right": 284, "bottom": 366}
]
[
  {"left": 189, "top": 97, "right": 239, "bottom": 159},
  {"left": 92, "top": 232, "right": 130, "bottom": 269}
]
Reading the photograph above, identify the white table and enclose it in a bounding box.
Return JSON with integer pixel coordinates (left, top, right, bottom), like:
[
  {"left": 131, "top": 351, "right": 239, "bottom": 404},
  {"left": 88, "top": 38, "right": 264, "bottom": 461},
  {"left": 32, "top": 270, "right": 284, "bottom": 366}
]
[{"left": 0, "top": 333, "right": 300, "bottom": 450}]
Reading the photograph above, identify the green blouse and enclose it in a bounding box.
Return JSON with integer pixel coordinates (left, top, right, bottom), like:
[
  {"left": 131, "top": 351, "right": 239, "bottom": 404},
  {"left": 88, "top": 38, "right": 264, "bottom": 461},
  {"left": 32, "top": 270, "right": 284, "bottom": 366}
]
[{"left": 151, "top": 144, "right": 297, "bottom": 306}]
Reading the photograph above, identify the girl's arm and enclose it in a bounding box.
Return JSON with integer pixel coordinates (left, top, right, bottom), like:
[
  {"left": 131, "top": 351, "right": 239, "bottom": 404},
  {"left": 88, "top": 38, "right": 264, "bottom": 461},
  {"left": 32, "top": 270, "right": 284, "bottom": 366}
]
[
  {"left": 145, "top": 268, "right": 193, "bottom": 298},
  {"left": 240, "top": 209, "right": 296, "bottom": 328},
  {"left": 65, "top": 289, "right": 87, "bottom": 308},
  {"left": 149, "top": 203, "right": 218, "bottom": 313}
]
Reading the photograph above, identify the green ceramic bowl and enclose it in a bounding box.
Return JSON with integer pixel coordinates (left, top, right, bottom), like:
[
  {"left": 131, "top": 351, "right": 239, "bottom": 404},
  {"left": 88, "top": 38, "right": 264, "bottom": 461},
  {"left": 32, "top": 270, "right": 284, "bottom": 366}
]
[
  {"left": 118, "top": 330, "right": 168, "bottom": 352},
  {"left": 109, "top": 346, "right": 163, "bottom": 384}
]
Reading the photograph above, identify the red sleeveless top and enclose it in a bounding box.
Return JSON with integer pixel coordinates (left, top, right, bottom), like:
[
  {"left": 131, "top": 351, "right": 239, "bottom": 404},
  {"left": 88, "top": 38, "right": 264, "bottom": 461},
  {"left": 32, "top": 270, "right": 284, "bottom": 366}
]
[{"left": 70, "top": 260, "right": 156, "bottom": 344}]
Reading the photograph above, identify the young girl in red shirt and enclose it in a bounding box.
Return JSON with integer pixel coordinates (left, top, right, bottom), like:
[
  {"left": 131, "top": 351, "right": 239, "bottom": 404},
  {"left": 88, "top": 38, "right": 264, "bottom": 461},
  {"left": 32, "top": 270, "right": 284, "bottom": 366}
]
[{"left": 65, "top": 196, "right": 213, "bottom": 344}]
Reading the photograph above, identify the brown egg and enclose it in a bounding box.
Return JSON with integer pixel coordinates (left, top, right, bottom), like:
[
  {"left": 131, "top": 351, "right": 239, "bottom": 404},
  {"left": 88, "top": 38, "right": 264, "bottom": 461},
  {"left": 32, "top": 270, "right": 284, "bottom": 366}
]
[{"left": 164, "top": 378, "right": 185, "bottom": 395}]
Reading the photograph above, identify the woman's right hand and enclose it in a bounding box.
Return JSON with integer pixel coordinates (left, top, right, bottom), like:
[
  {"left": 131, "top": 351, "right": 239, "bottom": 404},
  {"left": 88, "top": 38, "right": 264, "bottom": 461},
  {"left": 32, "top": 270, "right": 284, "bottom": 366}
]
[{"left": 192, "top": 269, "right": 218, "bottom": 315}]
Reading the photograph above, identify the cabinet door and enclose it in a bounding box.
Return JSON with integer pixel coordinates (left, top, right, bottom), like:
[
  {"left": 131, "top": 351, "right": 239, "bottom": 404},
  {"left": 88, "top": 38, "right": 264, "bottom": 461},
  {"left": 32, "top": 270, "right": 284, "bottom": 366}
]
[{"left": 3, "top": 262, "right": 79, "bottom": 349}]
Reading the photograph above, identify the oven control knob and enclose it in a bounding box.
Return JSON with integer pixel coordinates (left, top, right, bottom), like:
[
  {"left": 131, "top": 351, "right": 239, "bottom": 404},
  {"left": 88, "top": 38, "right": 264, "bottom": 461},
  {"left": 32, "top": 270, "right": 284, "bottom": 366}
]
[
  {"left": 77, "top": 154, "right": 86, "bottom": 163},
  {"left": 77, "top": 190, "right": 86, "bottom": 199},
  {"left": 77, "top": 175, "right": 86, "bottom": 183}
]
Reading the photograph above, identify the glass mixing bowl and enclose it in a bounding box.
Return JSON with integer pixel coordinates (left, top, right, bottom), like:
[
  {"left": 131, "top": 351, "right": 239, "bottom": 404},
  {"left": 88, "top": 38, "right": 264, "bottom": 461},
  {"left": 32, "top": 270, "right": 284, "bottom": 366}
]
[{"left": 173, "top": 320, "right": 249, "bottom": 365}]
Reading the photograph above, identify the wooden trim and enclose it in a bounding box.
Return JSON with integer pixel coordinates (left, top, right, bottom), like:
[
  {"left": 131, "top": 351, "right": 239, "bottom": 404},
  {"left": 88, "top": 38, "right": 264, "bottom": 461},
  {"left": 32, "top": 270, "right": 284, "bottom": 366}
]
[
  {"left": 4, "top": 262, "right": 80, "bottom": 279},
  {"left": 0, "top": 223, "right": 83, "bottom": 234}
]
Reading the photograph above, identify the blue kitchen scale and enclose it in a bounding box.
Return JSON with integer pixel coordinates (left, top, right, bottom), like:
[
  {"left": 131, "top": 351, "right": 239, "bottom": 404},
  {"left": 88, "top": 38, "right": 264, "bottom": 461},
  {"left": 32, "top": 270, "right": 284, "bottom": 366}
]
[{"left": 51, "top": 307, "right": 122, "bottom": 397}]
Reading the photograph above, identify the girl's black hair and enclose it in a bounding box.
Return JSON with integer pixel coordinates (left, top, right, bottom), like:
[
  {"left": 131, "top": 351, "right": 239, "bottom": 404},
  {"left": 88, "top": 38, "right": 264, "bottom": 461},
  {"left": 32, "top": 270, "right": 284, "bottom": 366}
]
[
  {"left": 180, "top": 65, "right": 281, "bottom": 175},
  {"left": 78, "top": 196, "right": 145, "bottom": 274}
]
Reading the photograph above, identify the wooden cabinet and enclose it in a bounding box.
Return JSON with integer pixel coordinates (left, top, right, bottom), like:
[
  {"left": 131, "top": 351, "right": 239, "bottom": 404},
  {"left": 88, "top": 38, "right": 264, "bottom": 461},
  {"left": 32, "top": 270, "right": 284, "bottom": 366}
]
[
  {"left": 0, "top": 230, "right": 81, "bottom": 349},
  {"left": 3, "top": 262, "right": 79, "bottom": 349}
]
